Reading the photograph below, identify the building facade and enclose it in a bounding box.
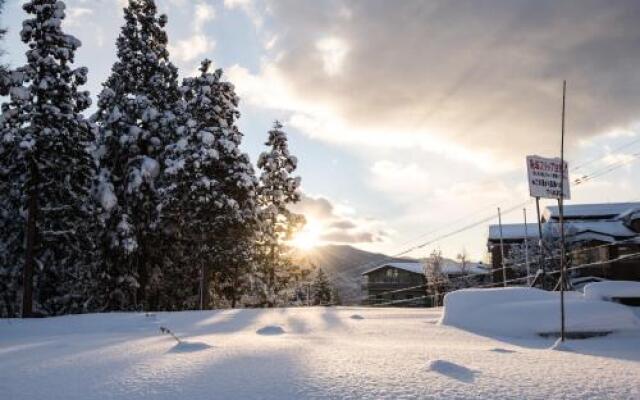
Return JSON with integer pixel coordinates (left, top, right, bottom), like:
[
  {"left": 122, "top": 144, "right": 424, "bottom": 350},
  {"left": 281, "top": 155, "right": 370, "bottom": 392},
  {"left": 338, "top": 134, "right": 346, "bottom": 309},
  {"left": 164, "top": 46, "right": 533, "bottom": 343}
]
[{"left": 487, "top": 202, "right": 640, "bottom": 288}]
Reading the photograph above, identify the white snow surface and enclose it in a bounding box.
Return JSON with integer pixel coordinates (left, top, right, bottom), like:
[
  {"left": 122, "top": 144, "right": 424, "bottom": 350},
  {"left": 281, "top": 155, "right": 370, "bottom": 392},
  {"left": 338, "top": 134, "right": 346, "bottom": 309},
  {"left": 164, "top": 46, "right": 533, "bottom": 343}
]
[
  {"left": 584, "top": 281, "right": 640, "bottom": 301},
  {"left": 2, "top": 307, "right": 640, "bottom": 399},
  {"left": 441, "top": 287, "right": 640, "bottom": 337}
]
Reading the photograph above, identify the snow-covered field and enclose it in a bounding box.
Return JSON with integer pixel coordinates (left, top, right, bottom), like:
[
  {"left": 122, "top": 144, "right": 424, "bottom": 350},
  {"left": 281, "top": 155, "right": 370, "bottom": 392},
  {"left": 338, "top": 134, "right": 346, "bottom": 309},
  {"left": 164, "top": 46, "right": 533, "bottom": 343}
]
[{"left": 2, "top": 307, "right": 640, "bottom": 399}]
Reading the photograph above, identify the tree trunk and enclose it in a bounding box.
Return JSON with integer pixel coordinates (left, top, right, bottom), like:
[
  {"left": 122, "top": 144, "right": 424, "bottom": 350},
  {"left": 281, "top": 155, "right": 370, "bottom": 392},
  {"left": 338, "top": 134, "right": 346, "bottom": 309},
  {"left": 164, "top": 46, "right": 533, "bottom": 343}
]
[
  {"left": 22, "top": 159, "right": 38, "bottom": 318},
  {"left": 201, "top": 264, "right": 210, "bottom": 309},
  {"left": 137, "top": 235, "right": 148, "bottom": 311},
  {"left": 231, "top": 265, "right": 239, "bottom": 309}
]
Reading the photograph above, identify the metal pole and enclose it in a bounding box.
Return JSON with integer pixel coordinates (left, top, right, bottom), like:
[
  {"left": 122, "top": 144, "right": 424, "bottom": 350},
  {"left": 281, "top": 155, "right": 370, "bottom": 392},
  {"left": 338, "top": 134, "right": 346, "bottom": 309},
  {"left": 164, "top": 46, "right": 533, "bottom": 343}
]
[
  {"left": 535, "top": 197, "right": 545, "bottom": 288},
  {"left": 559, "top": 80, "right": 567, "bottom": 342},
  {"left": 523, "top": 208, "right": 531, "bottom": 286},
  {"left": 498, "top": 207, "right": 507, "bottom": 287}
]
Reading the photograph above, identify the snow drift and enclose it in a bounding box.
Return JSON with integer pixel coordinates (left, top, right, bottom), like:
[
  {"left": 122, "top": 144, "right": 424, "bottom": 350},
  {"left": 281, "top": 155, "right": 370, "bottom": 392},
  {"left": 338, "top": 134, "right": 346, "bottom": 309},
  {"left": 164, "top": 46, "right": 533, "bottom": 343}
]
[
  {"left": 440, "top": 287, "right": 640, "bottom": 338},
  {"left": 583, "top": 281, "right": 640, "bottom": 301}
]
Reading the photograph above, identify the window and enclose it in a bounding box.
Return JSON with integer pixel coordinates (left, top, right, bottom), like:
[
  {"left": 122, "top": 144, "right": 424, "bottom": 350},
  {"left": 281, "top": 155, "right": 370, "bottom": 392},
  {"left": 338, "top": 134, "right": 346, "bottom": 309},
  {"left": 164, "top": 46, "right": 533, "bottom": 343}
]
[{"left": 386, "top": 268, "right": 399, "bottom": 282}]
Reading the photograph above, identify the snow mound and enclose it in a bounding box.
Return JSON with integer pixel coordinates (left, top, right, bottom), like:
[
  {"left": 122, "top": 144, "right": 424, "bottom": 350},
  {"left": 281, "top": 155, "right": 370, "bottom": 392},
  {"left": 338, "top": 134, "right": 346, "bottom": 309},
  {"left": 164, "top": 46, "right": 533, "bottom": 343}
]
[
  {"left": 584, "top": 281, "right": 640, "bottom": 301},
  {"left": 426, "top": 360, "right": 478, "bottom": 383},
  {"left": 256, "top": 325, "right": 285, "bottom": 335},
  {"left": 169, "top": 341, "right": 212, "bottom": 353},
  {"left": 350, "top": 314, "right": 364, "bottom": 320},
  {"left": 550, "top": 338, "right": 574, "bottom": 352},
  {"left": 441, "top": 287, "right": 640, "bottom": 338}
]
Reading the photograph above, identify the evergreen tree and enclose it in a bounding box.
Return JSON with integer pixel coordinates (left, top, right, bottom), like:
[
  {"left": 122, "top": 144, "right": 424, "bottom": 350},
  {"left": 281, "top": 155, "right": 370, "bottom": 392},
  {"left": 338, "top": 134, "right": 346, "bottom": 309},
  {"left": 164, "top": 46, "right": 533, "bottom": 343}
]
[
  {"left": 255, "top": 122, "right": 304, "bottom": 306},
  {"left": 0, "top": 0, "right": 97, "bottom": 316},
  {"left": 161, "top": 59, "right": 259, "bottom": 310},
  {"left": 311, "top": 268, "right": 332, "bottom": 306},
  {"left": 92, "top": 0, "right": 180, "bottom": 310}
]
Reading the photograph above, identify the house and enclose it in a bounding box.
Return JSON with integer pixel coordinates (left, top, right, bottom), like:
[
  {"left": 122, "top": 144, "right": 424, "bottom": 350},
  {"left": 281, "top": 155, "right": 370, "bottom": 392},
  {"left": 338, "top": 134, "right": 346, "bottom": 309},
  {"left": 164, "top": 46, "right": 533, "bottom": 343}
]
[
  {"left": 361, "top": 262, "right": 427, "bottom": 306},
  {"left": 543, "top": 203, "right": 640, "bottom": 282},
  {"left": 486, "top": 202, "right": 640, "bottom": 287},
  {"left": 361, "top": 260, "right": 489, "bottom": 306},
  {"left": 487, "top": 223, "right": 540, "bottom": 284}
]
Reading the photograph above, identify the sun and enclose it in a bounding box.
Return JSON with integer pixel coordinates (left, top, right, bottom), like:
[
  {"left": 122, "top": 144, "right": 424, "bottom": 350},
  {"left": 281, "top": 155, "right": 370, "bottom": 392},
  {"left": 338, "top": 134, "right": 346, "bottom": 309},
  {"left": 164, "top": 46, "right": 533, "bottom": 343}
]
[{"left": 290, "top": 219, "right": 323, "bottom": 250}]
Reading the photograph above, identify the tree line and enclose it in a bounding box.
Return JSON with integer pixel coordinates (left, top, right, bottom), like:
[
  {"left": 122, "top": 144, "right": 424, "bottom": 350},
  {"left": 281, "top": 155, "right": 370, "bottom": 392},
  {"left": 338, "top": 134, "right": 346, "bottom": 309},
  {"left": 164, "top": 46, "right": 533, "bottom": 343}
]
[{"left": 0, "top": 0, "right": 309, "bottom": 317}]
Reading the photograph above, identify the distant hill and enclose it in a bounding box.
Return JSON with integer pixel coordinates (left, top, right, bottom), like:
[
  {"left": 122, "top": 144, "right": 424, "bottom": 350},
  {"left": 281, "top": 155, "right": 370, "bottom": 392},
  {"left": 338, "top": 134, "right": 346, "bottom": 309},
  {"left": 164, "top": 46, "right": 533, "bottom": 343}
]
[{"left": 293, "top": 245, "right": 414, "bottom": 304}]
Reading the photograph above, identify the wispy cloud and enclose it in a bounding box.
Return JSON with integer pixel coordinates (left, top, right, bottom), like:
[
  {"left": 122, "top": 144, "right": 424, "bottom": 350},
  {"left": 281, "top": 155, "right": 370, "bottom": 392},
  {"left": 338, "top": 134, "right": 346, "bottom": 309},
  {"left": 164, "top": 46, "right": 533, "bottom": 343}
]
[{"left": 290, "top": 194, "right": 388, "bottom": 244}]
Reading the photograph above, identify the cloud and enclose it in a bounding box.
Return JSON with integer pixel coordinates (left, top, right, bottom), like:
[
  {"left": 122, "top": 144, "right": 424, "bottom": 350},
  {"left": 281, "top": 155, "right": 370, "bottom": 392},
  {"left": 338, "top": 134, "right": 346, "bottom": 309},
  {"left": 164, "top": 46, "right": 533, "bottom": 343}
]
[
  {"left": 290, "top": 194, "right": 387, "bottom": 244},
  {"left": 315, "top": 36, "right": 350, "bottom": 76},
  {"left": 320, "top": 230, "right": 383, "bottom": 244},
  {"left": 64, "top": 7, "right": 94, "bottom": 27},
  {"left": 329, "top": 220, "right": 357, "bottom": 230},
  {"left": 194, "top": 1, "right": 216, "bottom": 32},
  {"left": 169, "top": 34, "right": 216, "bottom": 63},
  {"left": 224, "top": 0, "right": 263, "bottom": 28},
  {"left": 229, "top": 0, "right": 640, "bottom": 169},
  {"left": 370, "top": 160, "right": 430, "bottom": 195}
]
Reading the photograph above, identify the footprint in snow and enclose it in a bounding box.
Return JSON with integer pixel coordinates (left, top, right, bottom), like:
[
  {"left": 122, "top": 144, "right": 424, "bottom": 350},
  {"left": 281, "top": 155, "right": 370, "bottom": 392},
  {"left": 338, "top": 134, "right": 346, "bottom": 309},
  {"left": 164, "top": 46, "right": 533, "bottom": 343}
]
[
  {"left": 256, "top": 325, "right": 285, "bottom": 335},
  {"left": 169, "top": 341, "right": 212, "bottom": 353},
  {"left": 350, "top": 314, "right": 365, "bottom": 320},
  {"left": 426, "top": 359, "right": 479, "bottom": 383},
  {"left": 490, "top": 348, "right": 516, "bottom": 354}
]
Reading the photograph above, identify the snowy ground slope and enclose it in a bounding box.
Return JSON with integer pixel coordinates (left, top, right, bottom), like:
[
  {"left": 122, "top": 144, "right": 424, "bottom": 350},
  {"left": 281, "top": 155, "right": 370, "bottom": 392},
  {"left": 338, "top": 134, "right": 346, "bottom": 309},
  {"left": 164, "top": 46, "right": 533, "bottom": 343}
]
[
  {"left": 2, "top": 307, "right": 640, "bottom": 400},
  {"left": 441, "top": 287, "right": 640, "bottom": 337}
]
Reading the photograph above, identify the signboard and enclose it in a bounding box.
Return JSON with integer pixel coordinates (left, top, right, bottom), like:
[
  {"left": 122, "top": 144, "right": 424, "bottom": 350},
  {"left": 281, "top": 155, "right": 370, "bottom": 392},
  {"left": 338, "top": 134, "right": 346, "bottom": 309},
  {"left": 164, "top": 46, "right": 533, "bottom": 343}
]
[{"left": 526, "top": 155, "right": 570, "bottom": 199}]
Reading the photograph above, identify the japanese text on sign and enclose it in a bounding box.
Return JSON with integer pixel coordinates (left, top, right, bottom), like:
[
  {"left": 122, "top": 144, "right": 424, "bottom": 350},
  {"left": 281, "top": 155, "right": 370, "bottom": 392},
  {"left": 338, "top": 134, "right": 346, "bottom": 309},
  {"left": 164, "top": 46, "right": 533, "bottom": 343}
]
[{"left": 526, "top": 155, "right": 570, "bottom": 199}]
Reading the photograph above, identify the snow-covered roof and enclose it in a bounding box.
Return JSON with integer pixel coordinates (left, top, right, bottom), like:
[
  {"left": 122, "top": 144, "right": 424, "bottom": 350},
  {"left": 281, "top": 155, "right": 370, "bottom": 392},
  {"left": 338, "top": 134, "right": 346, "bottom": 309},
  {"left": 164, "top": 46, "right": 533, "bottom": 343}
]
[
  {"left": 362, "top": 262, "right": 424, "bottom": 276},
  {"left": 544, "top": 220, "right": 639, "bottom": 243},
  {"left": 542, "top": 202, "right": 640, "bottom": 222},
  {"left": 584, "top": 281, "right": 640, "bottom": 300},
  {"left": 488, "top": 223, "right": 539, "bottom": 241},
  {"left": 362, "top": 261, "right": 487, "bottom": 276}
]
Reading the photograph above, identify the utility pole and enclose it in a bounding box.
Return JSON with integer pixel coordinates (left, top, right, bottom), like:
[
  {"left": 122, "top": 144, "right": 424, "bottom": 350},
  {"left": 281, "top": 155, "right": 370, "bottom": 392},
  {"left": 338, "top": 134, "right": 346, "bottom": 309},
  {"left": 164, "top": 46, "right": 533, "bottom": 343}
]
[
  {"left": 523, "top": 208, "right": 531, "bottom": 286},
  {"left": 498, "top": 207, "right": 507, "bottom": 287},
  {"left": 558, "top": 80, "right": 568, "bottom": 342}
]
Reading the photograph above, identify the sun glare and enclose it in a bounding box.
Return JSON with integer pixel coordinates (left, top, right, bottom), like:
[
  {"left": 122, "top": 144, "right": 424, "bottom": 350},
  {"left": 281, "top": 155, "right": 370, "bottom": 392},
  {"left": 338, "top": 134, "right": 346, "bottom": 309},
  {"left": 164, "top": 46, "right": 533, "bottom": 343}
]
[{"left": 290, "top": 219, "right": 323, "bottom": 250}]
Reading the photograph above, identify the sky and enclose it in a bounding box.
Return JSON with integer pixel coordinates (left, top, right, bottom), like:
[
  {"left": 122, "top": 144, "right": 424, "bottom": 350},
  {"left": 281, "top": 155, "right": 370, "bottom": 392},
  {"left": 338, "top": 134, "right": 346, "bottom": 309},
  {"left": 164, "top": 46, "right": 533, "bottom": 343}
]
[{"left": 2, "top": 0, "right": 640, "bottom": 261}]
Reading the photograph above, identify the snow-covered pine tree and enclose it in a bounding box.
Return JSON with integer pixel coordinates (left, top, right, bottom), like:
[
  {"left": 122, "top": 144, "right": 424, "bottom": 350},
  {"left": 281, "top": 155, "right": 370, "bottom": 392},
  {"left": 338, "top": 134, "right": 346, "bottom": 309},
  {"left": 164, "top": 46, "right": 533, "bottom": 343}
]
[
  {"left": 255, "top": 122, "right": 304, "bottom": 306},
  {"left": 92, "top": 0, "right": 180, "bottom": 310},
  {"left": 0, "top": 0, "right": 97, "bottom": 317},
  {"left": 161, "top": 59, "right": 259, "bottom": 309},
  {"left": 311, "top": 268, "right": 332, "bottom": 305}
]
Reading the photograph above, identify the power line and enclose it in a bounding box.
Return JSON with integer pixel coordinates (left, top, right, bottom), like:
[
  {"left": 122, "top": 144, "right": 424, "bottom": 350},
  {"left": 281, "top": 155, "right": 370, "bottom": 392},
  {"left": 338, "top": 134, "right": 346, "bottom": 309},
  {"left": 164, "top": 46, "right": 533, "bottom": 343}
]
[
  {"left": 370, "top": 251, "right": 640, "bottom": 306},
  {"left": 346, "top": 147, "right": 640, "bottom": 285},
  {"left": 572, "top": 136, "right": 640, "bottom": 171},
  {"left": 574, "top": 152, "right": 640, "bottom": 185},
  {"left": 365, "top": 233, "right": 640, "bottom": 300}
]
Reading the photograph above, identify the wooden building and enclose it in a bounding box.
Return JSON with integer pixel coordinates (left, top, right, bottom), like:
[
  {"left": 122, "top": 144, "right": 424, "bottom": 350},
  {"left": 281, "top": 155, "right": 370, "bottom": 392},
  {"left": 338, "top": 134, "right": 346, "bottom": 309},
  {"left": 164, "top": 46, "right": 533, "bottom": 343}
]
[
  {"left": 487, "top": 202, "right": 640, "bottom": 287},
  {"left": 361, "top": 263, "right": 428, "bottom": 306},
  {"left": 487, "top": 223, "right": 540, "bottom": 284},
  {"left": 361, "top": 261, "right": 489, "bottom": 306}
]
